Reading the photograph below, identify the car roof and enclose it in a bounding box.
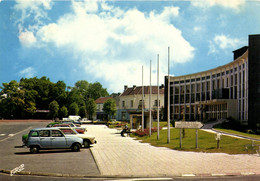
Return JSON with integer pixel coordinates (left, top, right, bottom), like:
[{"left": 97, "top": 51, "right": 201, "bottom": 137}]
[{"left": 30, "top": 127, "right": 61, "bottom": 131}]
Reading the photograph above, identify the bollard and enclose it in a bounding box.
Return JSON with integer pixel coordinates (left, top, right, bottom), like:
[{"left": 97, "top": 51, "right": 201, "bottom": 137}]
[{"left": 215, "top": 133, "right": 222, "bottom": 149}]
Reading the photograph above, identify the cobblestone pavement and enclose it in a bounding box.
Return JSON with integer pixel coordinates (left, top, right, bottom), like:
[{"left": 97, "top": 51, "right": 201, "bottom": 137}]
[{"left": 85, "top": 125, "right": 260, "bottom": 178}]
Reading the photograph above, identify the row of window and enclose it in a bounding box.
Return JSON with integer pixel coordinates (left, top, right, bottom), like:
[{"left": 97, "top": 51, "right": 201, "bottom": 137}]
[
  {"left": 173, "top": 72, "right": 245, "bottom": 94},
  {"left": 121, "top": 100, "right": 161, "bottom": 108},
  {"left": 173, "top": 65, "right": 245, "bottom": 85},
  {"left": 30, "top": 130, "right": 64, "bottom": 137}
]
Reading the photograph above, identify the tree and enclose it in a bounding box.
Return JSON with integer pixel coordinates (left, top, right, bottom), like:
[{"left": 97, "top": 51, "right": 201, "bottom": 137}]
[
  {"left": 49, "top": 100, "right": 59, "bottom": 120},
  {"left": 59, "top": 106, "right": 68, "bottom": 119},
  {"left": 88, "top": 82, "right": 109, "bottom": 100},
  {"left": 69, "top": 102, "right": 79, "bottom": 115},
  {"left": 85, "top": 98, "right": 96, "bottom": 120},
  {"left": 103, "top": 99, "right": 116, "bottom": 120},
  {"left": 0, "top": 80, "right": 25, "bottom": 118},
  {"left": 79, "top": 106, "right": 86, "bottom": 118}
]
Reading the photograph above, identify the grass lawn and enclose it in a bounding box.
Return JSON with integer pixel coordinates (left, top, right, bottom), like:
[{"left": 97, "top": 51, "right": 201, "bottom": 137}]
[
  {"left": 131, "top": 128, "right": 260, "bottom": 154},
  {"left": 152, "top": 121, "right": 170, "bottom": 128}
]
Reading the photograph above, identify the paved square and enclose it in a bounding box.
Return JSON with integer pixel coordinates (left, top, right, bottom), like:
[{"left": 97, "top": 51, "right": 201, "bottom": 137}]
[{"left": 85, "top": 125, "right": 260, "bottom": 177}]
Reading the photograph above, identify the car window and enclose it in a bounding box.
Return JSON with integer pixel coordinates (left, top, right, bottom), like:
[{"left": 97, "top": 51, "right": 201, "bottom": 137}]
[
  {"left": 60, "top": 129, "right": 76, "bottom": 135},
  {"left": 39, "top": 130, "right": 50, "bottom": 137},
  {"left": 52, "top": 130, "right": 64, "bottom": 137},
  {"left": 30, "top": 131, "right": 39, "bottom": 137}
]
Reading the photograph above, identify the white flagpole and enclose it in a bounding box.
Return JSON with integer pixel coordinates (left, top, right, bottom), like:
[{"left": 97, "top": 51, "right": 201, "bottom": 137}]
[
  {"left": 142, "top": 65, "right": 144, "bottom": 132},
  {"left": 157, "top": 54, "right": 160, "bottom": 140},
  {"left": 149, "top": 59, "right": 152, "bottom": 136},
  {"left": 167, "top": 47, "right": 170, "bottom": 144}
]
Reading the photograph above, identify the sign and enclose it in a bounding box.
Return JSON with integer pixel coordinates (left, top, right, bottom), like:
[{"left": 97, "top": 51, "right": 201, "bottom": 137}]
[{"left": 175, "top": 121, "right": 203, "bottom": 129}]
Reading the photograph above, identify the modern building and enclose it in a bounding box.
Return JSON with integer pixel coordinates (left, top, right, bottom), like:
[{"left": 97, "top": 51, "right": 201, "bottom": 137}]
[
  {"left": 164, "top": 34, "right": 260, "bottom": 130},
  {"left": 117, "top": 85, "right": 164, "bottom": 129}
]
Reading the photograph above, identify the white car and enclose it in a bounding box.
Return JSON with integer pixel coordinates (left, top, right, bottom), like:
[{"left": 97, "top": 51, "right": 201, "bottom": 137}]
[{"left": 57, "top": 127, "right": 96, "bottom": 148}]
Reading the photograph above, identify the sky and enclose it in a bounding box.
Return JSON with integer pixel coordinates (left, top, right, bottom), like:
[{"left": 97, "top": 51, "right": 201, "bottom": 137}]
[{"left": 1, "top": 0, "right": 260, "bottom": 94}]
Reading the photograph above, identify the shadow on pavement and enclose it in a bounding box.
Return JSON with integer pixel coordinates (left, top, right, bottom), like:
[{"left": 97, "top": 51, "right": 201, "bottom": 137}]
[{"left": 14, "top": 149, "right": 73, "bottom": 155}]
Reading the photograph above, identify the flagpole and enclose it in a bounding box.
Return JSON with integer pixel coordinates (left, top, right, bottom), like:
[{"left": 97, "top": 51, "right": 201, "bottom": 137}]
[
  {"left": 149, "top": 59, "right": 152, "bottom": 137},
  {"left": 142, "top": 65, "right": 144, "bottom": 132},
  {"left": 167, "top": 47, "right": 170, "bottom": 144},
  {"left": 157, "top": 54, "right": 160, "bottom": 140}
]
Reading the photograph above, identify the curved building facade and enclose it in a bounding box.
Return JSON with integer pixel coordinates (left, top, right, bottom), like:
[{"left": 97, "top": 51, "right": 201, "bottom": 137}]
[{"left": 165, "top": 34, "right": 260, "bottom": 129}]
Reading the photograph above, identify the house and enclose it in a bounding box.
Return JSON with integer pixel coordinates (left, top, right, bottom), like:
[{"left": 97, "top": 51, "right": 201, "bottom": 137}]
[
  {"left": 117, "top": 85, "right": 164, "bottom": 129},
  {"left": 95, "top": 97, "right": 112, "bottom": 120}
]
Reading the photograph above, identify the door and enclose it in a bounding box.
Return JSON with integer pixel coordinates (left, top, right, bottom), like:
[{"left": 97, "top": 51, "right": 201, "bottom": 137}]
[
  {"left": 39, "top": 130, "right": 52, "bottom": 148},
  {"left": 51, "top": 130, "right": 67, "bottom": 148}
]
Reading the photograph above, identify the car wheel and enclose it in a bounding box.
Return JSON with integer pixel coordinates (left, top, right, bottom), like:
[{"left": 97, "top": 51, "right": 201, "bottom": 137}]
[
  {"left": 83, "top": 140, "right": 90, "bottom": 148},
  {"left": 30, "top": 146, "right": 39, "bottom": 154},
  {"left": 71, "top": 143, "right": 81, "bottom": 152}
]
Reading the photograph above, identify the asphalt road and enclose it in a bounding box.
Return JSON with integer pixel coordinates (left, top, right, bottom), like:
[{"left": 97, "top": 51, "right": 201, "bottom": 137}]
[{"left": 0, "top": 121, "right": 100, "bottom": 178}]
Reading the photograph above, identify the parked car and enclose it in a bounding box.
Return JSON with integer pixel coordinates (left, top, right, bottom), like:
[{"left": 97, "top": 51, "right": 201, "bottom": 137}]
[
  {"left": 58, "top": 127, "right": 97, "bottom": 148},
  {"left": 62, "top": 120, "right": 82, "bottom": 126},
  {"left": 52, "top": 124, "right": 86, "bottom": 134},
  {"left": 46, "top": 122, "right": 62, "bottom": 127},
  {"left": 80, "top": 118, "right": 93, "bottom": 124},
  {"left": 107, "top": 119, "right": 121, "bottom": 126},
  {"left": 25, "top": 128, "right": 83, "bottom": 153},
  {"left": 93, "top": 119, "right": 106, "bottom": 124}
]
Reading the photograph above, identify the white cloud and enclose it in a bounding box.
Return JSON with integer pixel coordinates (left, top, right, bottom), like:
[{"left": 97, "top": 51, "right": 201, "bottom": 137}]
[
  {"left": 15, "top": 0, "right": 53, "bottom": 46},
  {"left": 191, "top": 0, "right": 245, "bottom": 11},
  {"left": 19, "top": 67, "right": 36, "bottom": 78},
  {"left": 19, "top": 30, "right": 36, "bottom": 47},
  {"left": 16, "top": 1, "right": 195, "bottom": 92},
  {"left": 208, "top": 34, "right": 243, "bottom": 54}
]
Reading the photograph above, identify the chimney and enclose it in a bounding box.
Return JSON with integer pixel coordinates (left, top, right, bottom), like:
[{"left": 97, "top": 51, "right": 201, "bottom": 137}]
[
  {"left": 133, "top": 85, "right": 136, "bottom": 89},
  {"left": 124, "top": 85, "right": 128, "bottom": 90}
]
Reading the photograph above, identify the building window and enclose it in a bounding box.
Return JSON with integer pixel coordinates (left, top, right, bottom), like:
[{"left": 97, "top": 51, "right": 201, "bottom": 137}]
[
  {"left": 131, "top": 100, "right": 133, "bottom": 107},
  {"left": 122, "top": 101, "right": 125, "bottom": 108},
  {"left": 154, "top": 100, "right": 160, "bottom": 107},
  {"left": 191, "top": 84, "right": 195, "bottom": 93},
  {"left": 175, "top": 87, "right": 179, "bottom": 94},
  {"left": 186, "top": 85, "right": 190, "bottom": 93},
  {"left": 122, "top": 112, "right": 126, "bottom": 120},
  {"left": 196, "top": 83, "right": 200, "bottom": 92}
]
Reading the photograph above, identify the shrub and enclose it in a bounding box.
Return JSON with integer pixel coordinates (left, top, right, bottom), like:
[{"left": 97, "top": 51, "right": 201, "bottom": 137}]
[{"left": 133, "top": 127, "right": 162, "bottom": 137}]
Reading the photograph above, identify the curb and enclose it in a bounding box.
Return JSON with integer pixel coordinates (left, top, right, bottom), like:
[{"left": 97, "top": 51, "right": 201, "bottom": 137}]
[
  {"left": 212, "top": 129, "right": 260, "bottom": 142},
  {"left": 1, "top": 169, "right": 259, "bottom": 179}
]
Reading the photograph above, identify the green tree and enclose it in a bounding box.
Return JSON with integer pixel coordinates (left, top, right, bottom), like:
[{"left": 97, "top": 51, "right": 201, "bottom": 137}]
[
  {"left": 88, "top": 82, "right": 109, "bottom": 100},
  {"left": 69, "top": 102, "right": 79, "bottom": 115},
  {"left": 49, "top": 100, "right": 59, "bottom": 120},
  {"left": 0, "top": 80, "right": 25, "bottom": 118},
  {"left": 103, "top": 99, "right": 116, "bottom": 120},
  {"left": 59, "top": 106, "right": 68, "bottom": 119},
  {"left": 79, "top": 106, "right": 86, "bottom": 118},
  {"left": 86, "top": 98, "right": 96, "bottom": 120}
]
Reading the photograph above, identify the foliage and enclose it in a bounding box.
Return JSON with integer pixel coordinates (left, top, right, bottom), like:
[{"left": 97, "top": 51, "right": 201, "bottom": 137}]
[
  {"left": 103, "top": 98, "right": 116, "bottom": 120},
  {"left": 79, "top": 105, "right": 87, "bottom": 118},
  {"left": 59, "top": 106, "right": 68, "bottom": 119},
  {"left": 85, "top": 98, "right": 96, "bottom": 119},
  {"left": 133, "top": 127, "right": 162, "bottom": 137},
  {"left": 49, "top": 100, "right": 59, "bottom": 119},
  {"left": 88, "top": 82, "right": 109, "bottom": 100},
  {"left": 0, "top": 77, "right": 109, "bottom": 119},
  {"left": 69, "top": 102, "right": 79, "bottom": 115}
]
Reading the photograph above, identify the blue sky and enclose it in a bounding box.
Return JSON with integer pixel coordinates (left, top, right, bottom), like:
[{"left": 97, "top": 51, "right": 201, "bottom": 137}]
[{"left": 1, "top": 0, "right": 260, "bottom": 93}]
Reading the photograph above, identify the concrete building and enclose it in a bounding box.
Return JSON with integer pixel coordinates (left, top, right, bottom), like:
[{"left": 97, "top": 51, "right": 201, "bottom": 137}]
[
  {"left": 117, "top": 85, "right": 164, "bottom": 129},
  {"left": 164, "top": 34, "right": 260, "bottom": 131}
]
